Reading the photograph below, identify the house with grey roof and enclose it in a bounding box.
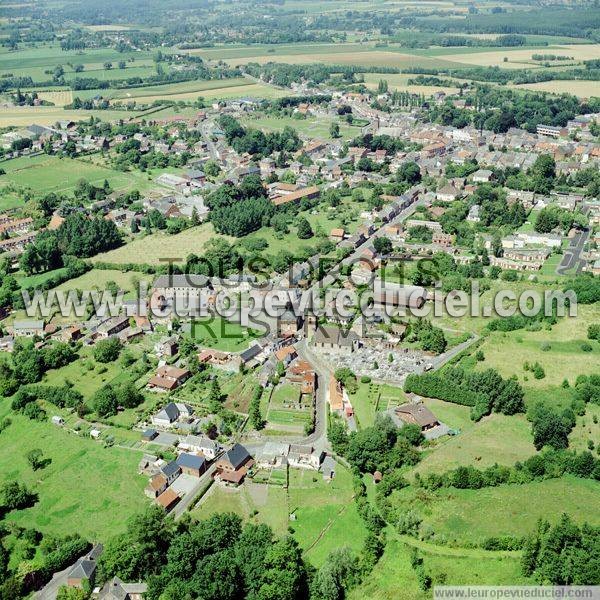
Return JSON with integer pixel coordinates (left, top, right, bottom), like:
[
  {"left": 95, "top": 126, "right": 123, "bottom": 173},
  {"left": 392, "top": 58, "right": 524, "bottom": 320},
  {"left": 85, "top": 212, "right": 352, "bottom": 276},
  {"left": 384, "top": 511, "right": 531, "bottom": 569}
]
[{"left": 97, "top": 576, "right": 147, "bottom": 600}]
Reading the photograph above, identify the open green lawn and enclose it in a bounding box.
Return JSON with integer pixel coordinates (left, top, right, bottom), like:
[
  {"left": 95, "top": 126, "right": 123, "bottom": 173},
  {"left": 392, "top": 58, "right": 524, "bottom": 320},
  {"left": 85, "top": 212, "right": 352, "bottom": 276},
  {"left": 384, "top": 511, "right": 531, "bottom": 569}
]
[
  {"left": 390, "top": 475, "right": 600, "bottom": 546},
  {"left": 189, "top": 316, "right": 261, "bottom": 352},
  {"left": 91, "top": 224, "right": 227, "bottom": 265},
  {"left": 475, "top": 303, "right": 600, "bottom": 403},
  {"left": 350, "top": 537, "right": 528, "bottom": 599},
  {"left": 192, "top": 464, "right": 367, "bottom": 567},
  {"left": 413, "top": 407, "right": 535, "bottom": 476},
  {"left": 0, "top": 412, "right": 147, "bottom": 540},
  {"left": 239, "top": 113, "right": 359, "bottom": 141},
  {"left": 0, "top": 154, "right": 157, "bottom": 198}
]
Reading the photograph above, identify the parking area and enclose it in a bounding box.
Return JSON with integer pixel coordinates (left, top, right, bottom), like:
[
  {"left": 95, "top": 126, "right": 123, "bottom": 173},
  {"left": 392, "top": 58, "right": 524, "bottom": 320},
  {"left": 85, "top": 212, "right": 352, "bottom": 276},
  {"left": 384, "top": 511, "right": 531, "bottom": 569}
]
[{"left": 171, "top": 473, "right": 199, "bottom": 497}]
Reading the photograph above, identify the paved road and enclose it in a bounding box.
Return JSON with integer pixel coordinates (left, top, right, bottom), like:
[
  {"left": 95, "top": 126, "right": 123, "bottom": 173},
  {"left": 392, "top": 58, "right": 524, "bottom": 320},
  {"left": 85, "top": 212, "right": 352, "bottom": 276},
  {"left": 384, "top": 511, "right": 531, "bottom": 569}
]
[
  {"left": 308, "top": 191, "right": 424, "bottom": 292},
  {"left": 172, "top": 462, "right": 218, "bottom": 519},
  {"left": 429, "top": 334, "right": 480, "bottom": 371},
  {"left": 34, "top": 563, "right": 73, "bottom": 600},
  {"left": 557, "top": 227, "right": 590, "bottom": 275}
]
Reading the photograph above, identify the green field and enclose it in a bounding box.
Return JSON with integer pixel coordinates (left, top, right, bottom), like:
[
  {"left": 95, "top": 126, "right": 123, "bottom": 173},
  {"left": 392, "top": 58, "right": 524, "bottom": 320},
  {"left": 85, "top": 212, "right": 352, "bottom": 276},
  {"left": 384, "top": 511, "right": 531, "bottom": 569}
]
[
  {"left": 0, "top": 154, "right": 158, "bottom": 199},
  {"left": 267, "top": 383, "right": 312, "bottom": 430},
  {"left": 239, "top": 113, "right": 360, "bottom": 140},
  {"left": 413, "top": 402, "right": 535, "bottom": 475},
  {"left": 349, "top": 382, "right": 406, "bottom": 428},
  {"left": 193, "top": 464, "right": 367, "bottom": 567},
  {"left": 390, "top": 475, "right": 600, "bottom": 546},
  {"left": 475, "top": 303, "right": 600, "bottom": 400},
  {"left": 0, "top": 412, "right": 147, "bottom": 540},
  {"left": 350, "top": 537, "right": 528, "bottom": 599},
  {"left": 91, "top": 224, "right": 226, "bottom": 265},
  {"left": 0, "top": 106, "right": 138, "bottom": 128},
  {"left": 189, "top": 316, "right": 261, "bottom": 352},
  {"left": 41, "top": 345, "right": 144, "bottom": 397}
]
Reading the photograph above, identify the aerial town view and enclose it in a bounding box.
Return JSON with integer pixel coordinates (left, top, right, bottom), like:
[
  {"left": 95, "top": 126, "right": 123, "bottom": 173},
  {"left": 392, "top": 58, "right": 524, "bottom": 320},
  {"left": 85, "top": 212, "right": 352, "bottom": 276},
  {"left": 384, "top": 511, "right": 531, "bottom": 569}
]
[{"left": 0, "top": 0, "right": 599, "bottom": 598}]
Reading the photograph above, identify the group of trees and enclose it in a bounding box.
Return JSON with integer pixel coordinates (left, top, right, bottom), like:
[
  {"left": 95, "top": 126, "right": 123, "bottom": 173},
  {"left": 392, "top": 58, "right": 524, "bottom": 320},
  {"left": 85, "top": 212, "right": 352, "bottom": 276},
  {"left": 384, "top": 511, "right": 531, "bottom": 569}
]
[
  {"left": 1, "top": 340, "right": 78, "bottom": 398},
  {"left": 329, "top": 414, "right": 420, "bottom": 474},
  {"left": 98, "top": 507, "right": 310, "bottom": 600},
  {"left": 206, "top": 176, "right": 274, "bottom": 237},
  {"left": 418, "top": 447, "right": 600, "bottom": 492},
  {"left": 92, "top": 381, "right": 144, "bottom": 417},
  {"left": 20, "top": 213, "right": 122, "bottom": 275},
  {"left": 404, "top": 367, "right": 525, "bottom": 422},
  {"left": 528, "top": 402, "right": 576, "bottom": 451},
  {"left": 406, "top": 320, "right": 447, "bottom": 354},
  {"left": 522, "top": 514, "right": 600, "bottom": 585},
  {"left": 219, "top": 115, "right": 301, "bottom": 157}
]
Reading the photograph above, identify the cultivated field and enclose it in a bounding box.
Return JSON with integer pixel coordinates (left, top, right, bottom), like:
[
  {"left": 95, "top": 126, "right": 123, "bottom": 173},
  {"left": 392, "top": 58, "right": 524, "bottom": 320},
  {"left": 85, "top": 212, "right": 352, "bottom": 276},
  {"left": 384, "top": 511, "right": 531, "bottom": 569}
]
[
  {"left": 0, "top": 106, "right": 133, "bottom": 127},
  {"left": 224, "top": 51, "right": 471, "bottom": 71},
  {"left": 35, "top": 89, "right": 74, "bottom": 106},
  {"left": 512, "top": 80, "right": 600, "bottom": 98},
  {"left": 439, "top": 43, "right": 600, "bottom": 69},
  {"left": 120, "top": 83, "right": 286, "bottom": 105}
]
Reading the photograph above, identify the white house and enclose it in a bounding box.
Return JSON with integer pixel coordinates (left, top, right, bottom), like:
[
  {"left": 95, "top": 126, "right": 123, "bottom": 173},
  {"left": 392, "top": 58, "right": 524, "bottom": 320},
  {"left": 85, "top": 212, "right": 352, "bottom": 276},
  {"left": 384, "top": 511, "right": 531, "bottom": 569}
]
[{"left": 178, "top": 435, "right": 219, "bottom": 460}]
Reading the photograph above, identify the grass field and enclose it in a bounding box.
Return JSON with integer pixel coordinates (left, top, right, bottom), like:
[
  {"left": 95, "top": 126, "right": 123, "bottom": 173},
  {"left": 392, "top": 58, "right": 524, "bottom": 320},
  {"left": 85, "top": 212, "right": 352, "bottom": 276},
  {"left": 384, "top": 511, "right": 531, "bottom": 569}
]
[
  {"left": 239, "top": 113, "right": 358, "bottom": 140},
  {"left": 52, "top": 268, "right": 152, "bottom": 295},
  {"left": 475, "top": 303, "right": 600, "bottom": 393},
  {"left": 391, "top": 475, "right": 600, "bottom": 546},
  {"left": 569, "top": 403, "right": 600, "bottom": 452},
  {"left": 413, "top": 406, "right": 535, "bottom": 476},
  {"left": 193, "top": 464, "right": 367, "bottom": 567},
  {"left": 0, "top": 412, "right": 147, "bottom": 540},
  {"left": 0, "top": 154, "right": 157, "bottom": 198},
  {"left": 350, "top": 537, "right": 527, "bottom": 599},
  {"left": 349, "top": 381, "right": 406, "bottom": 429},
  {"left": 189, "top": 316, "right": 261, "bottom": 352},
  {"left": 91, "top": 224, "right": 226, "bottom": 265},
  {"left": 41, "top": 345, "right": 142, "bottom": 397},
  {"left": 80, "top": 77, "right": 251, "bottom": 100},
  {"left": 0, "top": 42, "right": 157, "bottom": 80},
  {"left": 267, "top": 383, "right": 311, "bottom": 430}
]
